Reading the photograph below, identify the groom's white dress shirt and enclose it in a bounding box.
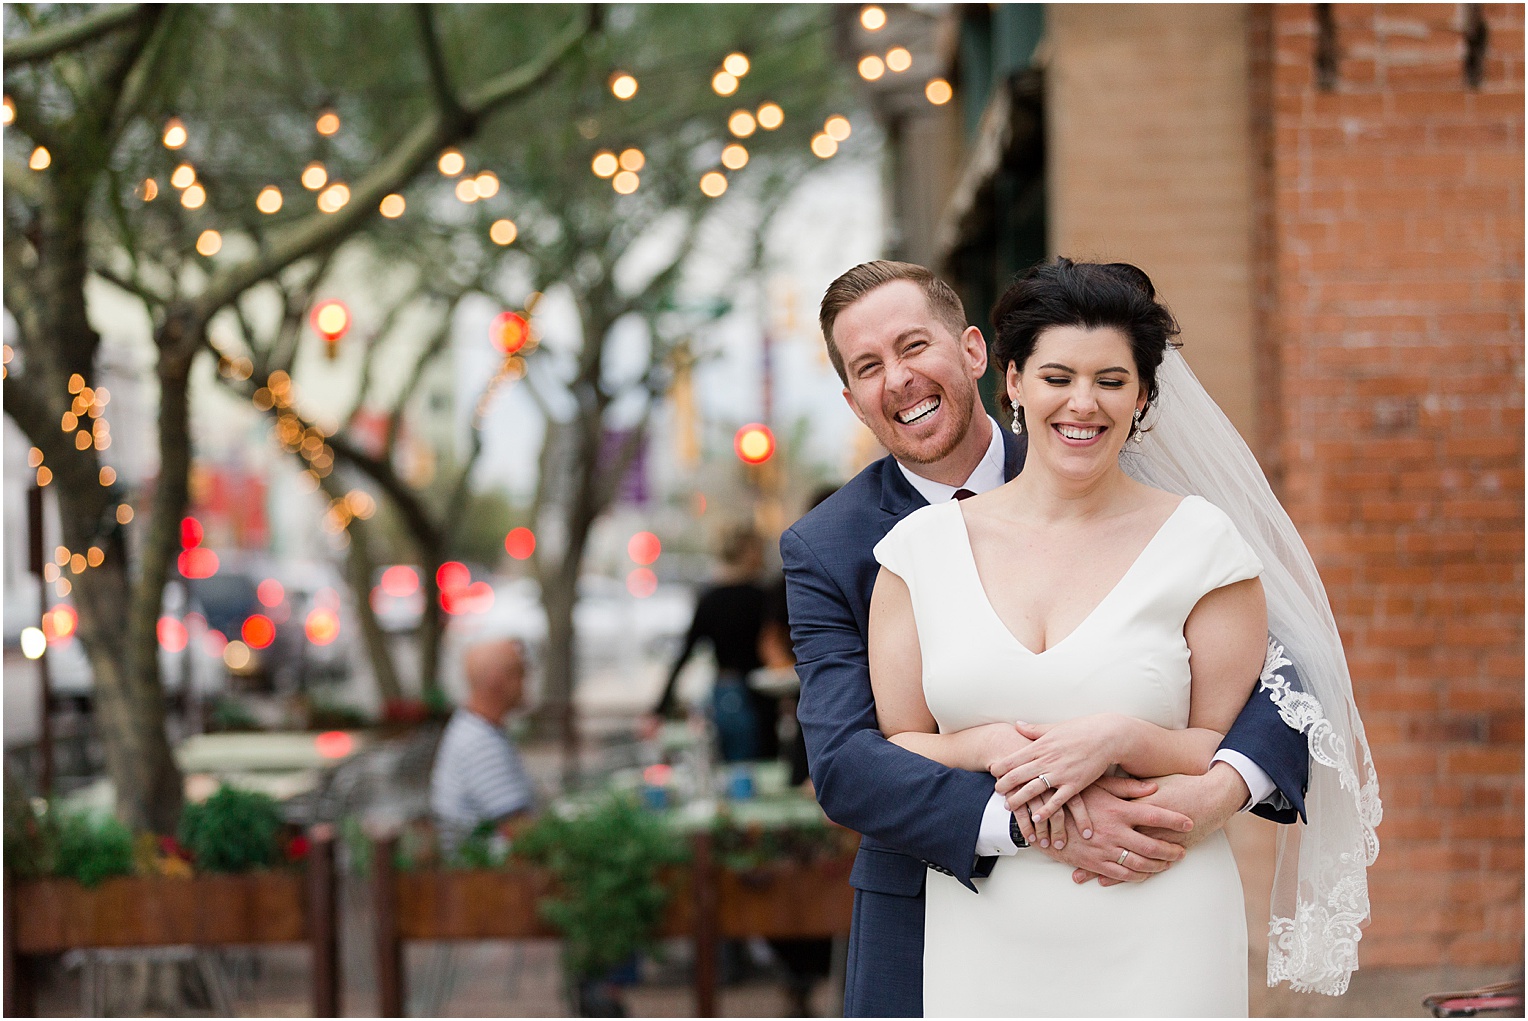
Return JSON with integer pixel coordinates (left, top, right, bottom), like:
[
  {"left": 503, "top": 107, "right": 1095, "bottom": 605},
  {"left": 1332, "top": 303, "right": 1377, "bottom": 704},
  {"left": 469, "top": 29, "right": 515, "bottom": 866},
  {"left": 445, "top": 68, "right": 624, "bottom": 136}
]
[{"left": 894, "top": 417, "right": 1277, "bottom": 856}]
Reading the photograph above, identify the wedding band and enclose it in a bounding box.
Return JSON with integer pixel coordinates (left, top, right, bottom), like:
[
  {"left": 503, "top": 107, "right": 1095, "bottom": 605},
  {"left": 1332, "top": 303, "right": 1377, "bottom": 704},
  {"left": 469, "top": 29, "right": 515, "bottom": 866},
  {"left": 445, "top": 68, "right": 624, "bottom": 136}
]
[
  {"left": 1039, "top": 773, "right": 1052, "bottom": 789},
  {"left": 1117, "top": 849, "right": 1130, "bottom": 866}
]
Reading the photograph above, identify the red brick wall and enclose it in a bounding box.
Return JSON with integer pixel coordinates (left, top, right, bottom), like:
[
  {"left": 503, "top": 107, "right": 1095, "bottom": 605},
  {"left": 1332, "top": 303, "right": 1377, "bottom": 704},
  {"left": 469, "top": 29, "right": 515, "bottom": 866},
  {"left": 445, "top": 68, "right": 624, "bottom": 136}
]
[{"left": 1259, "top": 3, "right": 1524, "bottom": 967}]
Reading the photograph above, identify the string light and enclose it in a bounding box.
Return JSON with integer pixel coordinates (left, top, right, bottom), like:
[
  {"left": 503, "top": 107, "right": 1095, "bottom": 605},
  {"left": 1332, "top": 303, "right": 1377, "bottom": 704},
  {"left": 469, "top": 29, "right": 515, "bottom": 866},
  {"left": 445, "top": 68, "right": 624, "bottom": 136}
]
[
  {"left": 925, "top": 78, "right": 953, "bottom": 105},
  {"left": 69, "top": 374, "right": 85, "bottom": 394},
  {"left": 301, "top": 163, "right": 327, "bottom": 190},
  {"left": 36, "top": 466, "right": 53, "bottom": 486},
  {"left": 591, "top": 151, "right": 618, "bottom": 178},
  {"left": 858, "top": 55, "right": 885, "bottom": 81},
  {"left": 316, "top": 111, "right": 340, "bottom": 136},
  {"left": 825, "top": 115, "right": 852, "bottom": 142},
  {"left": 721, "top": 144, "right": 749, "bottom": 170},
  {"left": 811, "top": 133, "right": 838, "bottom": 158},
  {"left": 256, "top": 186, "right": 283, "bottom": 214},
  {"left": 379, "top": 194, "right": 405, "bottom": 218},
  {"left": 27, "top": 447, "right": 42, "bottom": 468},
  {"left": 618, "top": 148, "right": 645, "bottom": 172},
  {"left": 757, "top": 102, "right": 784, "bottom": 130},
  {"left": 860, "top": 5, "right": 887, "bottom": 30},
  {"left": 723, "top": 53, "right": 750, "bottom": 77},
  {"left": 138, "top": 179, "right": 159, "bottom": 202},
  {"left": 162, "top": 117, "right": 187, "bottom": 149},
  {"left": 454, "top": 178, "right": 478, "bottom": 203},
  {"left": 54, "top": 546, "right": 69, "bottom": 567},
  {"left": 181, "top": 184, "right": 206, "bottom": 209},
  {"left": 195, "top": 230, "right": 222, "bottom": 256},
  {"left": 728, "top": 110, "right": 757, "bottom": 138},
  {"left": 2, "top": 96, "right": 14, "bottom": 126},
  {"left": 317, "top": 183, "right": 350, "bottom": 212},
  {"left": 437, "top": 149, "right": 465, "bottom": 176},
  {"left": 116, "top": 505, "right": 133, "bottom": 524},
  {"left": 29, "top": 146, "right": 50, "bottom": 170},
  {"left": 87, "top": 547, "right": 104, "bottom": 568},
  {"left": 612, "top": 170, "right": 639, "bottom": 195},
  {"left": 99, "top": 466, "right": 116, "bottom": 486},
  {"left": 170, "top": 164, "right": 196, "bottom": 189},
  {"left": 474, "top": 171, "right": 499, "bottom": 198},
  {"left": 886, "top": 46, "right": 912, "bottom": 73},
  {"left": 699, "top": 171, "right": 728, "bottom": 197},
  {"left": 711, "top": 71, "right": 738, "bottom": 96},
  {"left": 489, "top": 219, "right": 518, "bottom": 245},
  {"left": 610, "top": 73, "right": 638, "bottom": 100}
]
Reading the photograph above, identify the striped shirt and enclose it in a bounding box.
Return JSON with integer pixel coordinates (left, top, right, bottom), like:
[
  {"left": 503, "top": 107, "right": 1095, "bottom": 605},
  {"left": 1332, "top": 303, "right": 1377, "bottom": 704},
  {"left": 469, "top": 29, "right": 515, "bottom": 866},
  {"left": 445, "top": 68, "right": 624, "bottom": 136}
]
[{"left": 430, "top": 708, "right": 535, "bottom": 851}]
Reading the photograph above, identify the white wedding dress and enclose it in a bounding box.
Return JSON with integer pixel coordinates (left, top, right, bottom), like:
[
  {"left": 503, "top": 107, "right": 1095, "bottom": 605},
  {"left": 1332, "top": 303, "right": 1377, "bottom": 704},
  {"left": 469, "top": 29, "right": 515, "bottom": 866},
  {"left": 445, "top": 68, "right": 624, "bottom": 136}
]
[{"left": 874, "top": 494, "right": 1262, "bottom": 1017}]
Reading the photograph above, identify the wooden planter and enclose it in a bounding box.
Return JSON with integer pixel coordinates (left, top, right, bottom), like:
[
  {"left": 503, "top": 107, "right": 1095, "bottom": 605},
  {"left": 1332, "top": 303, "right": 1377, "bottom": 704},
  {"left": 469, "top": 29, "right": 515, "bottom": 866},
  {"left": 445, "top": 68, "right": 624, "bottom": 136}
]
[
  {"left": 716, "top": 856, "right": 854, "bottom": 939},
  {"left": 4, "top": 829, "right": 339, "bottom": 1018}
]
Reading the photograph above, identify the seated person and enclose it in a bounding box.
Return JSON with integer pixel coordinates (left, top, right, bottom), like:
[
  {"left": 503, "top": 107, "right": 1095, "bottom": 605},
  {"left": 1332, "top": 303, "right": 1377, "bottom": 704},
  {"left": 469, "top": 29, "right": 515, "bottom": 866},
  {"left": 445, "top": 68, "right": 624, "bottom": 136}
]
[{"left": 430, "top": 637, "right": 536, "bottom": 854}]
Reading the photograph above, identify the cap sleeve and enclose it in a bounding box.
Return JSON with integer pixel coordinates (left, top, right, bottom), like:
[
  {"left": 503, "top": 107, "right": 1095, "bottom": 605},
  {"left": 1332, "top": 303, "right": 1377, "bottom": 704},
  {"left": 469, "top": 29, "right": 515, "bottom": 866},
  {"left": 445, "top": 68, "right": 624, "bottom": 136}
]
[
  {"left": 872, "top": 513, "right": 915, "bottom": 580},
  {"left": 1189, "top": 496, "right": 1264, "bottom": 592}
]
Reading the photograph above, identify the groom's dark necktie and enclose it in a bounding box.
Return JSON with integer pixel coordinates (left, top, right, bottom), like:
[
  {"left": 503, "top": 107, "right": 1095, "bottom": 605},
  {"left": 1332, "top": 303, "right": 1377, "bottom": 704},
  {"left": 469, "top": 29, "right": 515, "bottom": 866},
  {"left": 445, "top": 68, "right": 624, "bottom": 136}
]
[{"left": 953, "top": 488, "right": 977, "bottom": 501}]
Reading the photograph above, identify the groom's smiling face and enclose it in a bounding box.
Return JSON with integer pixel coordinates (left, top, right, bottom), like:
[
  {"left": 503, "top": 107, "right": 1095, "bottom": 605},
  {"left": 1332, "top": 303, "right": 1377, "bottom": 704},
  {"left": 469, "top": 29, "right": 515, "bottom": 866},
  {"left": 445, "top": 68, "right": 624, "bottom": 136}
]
[{"left": 834, "top": 280, "right": 990, "bottom": 473}]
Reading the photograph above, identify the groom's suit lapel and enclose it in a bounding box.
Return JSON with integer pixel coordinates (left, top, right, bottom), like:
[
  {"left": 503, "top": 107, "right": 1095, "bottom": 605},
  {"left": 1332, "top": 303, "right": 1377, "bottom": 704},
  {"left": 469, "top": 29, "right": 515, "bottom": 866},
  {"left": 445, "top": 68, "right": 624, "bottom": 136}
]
[{"left": 878, "top": 455, "right": 927, "bottom": 519}]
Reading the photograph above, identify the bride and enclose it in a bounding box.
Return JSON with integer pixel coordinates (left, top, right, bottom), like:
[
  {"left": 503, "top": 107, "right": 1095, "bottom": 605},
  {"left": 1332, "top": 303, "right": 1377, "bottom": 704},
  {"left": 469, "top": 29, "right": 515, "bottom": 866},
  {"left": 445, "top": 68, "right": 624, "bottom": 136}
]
[{"left": 868, "top": 259, "right": 1379, "bottom": 1016}]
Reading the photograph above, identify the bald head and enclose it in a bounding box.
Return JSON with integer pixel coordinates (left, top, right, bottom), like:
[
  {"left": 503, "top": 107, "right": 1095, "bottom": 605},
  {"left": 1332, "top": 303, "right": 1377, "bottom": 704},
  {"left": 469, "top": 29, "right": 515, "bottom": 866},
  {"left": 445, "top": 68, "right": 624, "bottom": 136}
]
[{"left": 463, "top": 638, "right": 527, "bottom": 724}]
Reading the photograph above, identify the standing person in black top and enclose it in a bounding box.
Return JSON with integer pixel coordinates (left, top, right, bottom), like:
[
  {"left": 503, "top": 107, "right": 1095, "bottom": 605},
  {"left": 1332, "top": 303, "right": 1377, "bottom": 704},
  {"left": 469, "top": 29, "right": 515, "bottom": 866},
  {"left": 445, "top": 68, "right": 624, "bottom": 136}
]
[{"left": 652, "top": 524, "right": 779, "bottom": 762}]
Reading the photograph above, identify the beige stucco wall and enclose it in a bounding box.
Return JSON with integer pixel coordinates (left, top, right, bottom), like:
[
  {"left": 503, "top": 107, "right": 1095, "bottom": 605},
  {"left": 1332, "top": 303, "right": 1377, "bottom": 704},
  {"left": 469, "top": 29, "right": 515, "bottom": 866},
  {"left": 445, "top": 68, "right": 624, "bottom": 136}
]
[{"left": 1045, "top": 4, "right": 1257, "bottom": 434}]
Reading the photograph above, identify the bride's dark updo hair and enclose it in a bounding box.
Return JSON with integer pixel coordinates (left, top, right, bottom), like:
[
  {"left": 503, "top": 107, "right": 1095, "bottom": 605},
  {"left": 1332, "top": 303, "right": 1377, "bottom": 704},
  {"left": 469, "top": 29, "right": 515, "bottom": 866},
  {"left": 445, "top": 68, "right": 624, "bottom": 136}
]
[{"left": 989, "top": 259, "right": 1182, "bottom": 419}]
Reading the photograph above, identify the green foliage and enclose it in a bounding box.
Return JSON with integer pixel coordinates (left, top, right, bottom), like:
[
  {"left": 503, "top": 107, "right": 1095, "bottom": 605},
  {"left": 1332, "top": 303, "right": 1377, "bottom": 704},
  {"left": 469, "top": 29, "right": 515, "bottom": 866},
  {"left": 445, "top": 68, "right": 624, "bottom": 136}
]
[
  {"left": 710, "top": 815, "right": 846, "bottom": 873},
  {"left": 449, "top": 819, "right": 510, "bottom": 870},
  {"left": 513, "top": 793, "right": 689, "bottom": 981},
  {"left": 307, "top": 695, "right": 371, "bottom": 731},
  {"left": 177, "top": 786, "right": 284, "bottom": 873},
  {"left": 3, "top": 788, "right": 58, "bottom": 882},
  {"left": 209, "top": 697, "right": 261, "bottom": 733},
  {"left": 53, "top": 812, "right": 136, "bottom": 887}
]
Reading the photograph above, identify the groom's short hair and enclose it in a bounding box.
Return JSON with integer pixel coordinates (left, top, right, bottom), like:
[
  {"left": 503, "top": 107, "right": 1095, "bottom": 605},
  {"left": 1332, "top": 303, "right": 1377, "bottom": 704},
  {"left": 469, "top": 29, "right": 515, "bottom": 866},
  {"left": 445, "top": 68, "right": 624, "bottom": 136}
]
[{"left": 818, "top": 261, "right": 969, "bottom": 385}]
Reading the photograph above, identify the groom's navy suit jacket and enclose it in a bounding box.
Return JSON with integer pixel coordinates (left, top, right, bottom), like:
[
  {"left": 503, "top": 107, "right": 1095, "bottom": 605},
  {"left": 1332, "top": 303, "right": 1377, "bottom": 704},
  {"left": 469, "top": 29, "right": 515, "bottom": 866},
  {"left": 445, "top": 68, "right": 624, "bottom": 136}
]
[{"left": 781, "top": 428, "right": 1309, "bottom": 1018}]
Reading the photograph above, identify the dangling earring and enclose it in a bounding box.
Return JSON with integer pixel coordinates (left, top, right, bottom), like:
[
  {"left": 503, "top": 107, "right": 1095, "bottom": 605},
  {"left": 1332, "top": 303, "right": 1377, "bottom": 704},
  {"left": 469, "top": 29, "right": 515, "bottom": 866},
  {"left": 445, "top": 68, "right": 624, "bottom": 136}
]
[
  {"left": 1011, "top": 405, "right": 1024, "bottom": 436},
  {"left": 1130, "top": 407, "right": 1144, "bottom": 444}
]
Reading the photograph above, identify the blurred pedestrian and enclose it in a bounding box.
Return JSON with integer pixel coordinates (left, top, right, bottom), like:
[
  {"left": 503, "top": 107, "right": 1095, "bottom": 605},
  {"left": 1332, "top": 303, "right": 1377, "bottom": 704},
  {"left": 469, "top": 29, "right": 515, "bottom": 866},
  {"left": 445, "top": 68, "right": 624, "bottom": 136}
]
[
  {"left": 650, "top": 524, "right": 778, "bottom": 762},
  {"left": 430, "top": 637, "right": 536, "bottom": 855}
]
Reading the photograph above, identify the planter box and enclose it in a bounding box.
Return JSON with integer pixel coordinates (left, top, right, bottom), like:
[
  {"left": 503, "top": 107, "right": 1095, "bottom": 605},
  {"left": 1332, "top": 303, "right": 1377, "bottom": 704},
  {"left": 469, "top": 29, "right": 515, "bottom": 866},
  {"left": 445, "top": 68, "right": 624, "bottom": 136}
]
[
  {"left": 717, "top": 856, "right": 854, "bottom": 939},
  {"left": 11, "top": 872, "right": 307, "bottom": 953}
]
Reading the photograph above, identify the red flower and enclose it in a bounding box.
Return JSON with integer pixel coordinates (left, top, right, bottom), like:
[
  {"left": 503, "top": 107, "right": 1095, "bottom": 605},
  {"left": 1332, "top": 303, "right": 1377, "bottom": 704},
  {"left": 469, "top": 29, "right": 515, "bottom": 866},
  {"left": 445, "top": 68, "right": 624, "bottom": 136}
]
[
  {"left": 158, "top": 834, "right": 194, "bottom": 862},
  {"left": 285, "top": 834, "right": 311, "bottom": 861}
]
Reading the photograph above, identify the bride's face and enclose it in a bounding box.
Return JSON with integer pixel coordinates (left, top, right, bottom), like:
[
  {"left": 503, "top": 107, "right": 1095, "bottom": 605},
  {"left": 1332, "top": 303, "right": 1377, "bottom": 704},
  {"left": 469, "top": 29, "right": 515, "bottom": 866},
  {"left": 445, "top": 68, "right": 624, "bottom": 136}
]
[{"left": 1007, "top": 325, "right": 1147, "bottom": 480}]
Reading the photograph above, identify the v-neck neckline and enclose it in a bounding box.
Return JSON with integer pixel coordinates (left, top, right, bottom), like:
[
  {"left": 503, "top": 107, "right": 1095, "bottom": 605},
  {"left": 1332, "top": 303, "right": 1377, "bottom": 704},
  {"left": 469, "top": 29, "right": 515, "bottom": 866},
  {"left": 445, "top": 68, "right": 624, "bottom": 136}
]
[{"left": 950, "top": 496, "right": 1191, "bottom": 657}]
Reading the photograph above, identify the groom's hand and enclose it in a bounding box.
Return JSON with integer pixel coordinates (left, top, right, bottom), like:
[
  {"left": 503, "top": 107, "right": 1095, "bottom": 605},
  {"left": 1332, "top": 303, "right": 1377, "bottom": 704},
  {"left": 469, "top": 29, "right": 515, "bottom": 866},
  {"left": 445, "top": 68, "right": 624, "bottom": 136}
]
[
  {"left": 1133, "top": 762, "right": 1249, "bottom": 850},
  {"left": 1033, "top": 776, "right": 1193, "bottom": 884}
]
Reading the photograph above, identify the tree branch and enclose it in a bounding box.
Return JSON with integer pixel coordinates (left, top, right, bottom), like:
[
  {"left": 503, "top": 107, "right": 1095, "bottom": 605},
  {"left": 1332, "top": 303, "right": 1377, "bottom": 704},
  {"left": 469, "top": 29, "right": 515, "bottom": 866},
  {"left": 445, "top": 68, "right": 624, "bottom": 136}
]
[
  {"left": 413, "top": 5, "right": 466, "bottom": 127},
  {"left": 3, "top": 3, "right": 162, "bottom": 64}
]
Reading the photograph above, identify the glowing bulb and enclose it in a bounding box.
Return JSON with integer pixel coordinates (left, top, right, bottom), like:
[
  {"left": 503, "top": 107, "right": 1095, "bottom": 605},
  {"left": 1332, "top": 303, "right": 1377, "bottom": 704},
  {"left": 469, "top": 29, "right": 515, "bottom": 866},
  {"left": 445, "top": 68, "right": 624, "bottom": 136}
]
[
  {"left": 99, "top": 466, "right": 117, "bottom": 486},
  {"left": 437, "top": 148, "right": 465, "bottom": 176},
  {"left": 379, "top": 193, "right": 405, "bottom": 218},
  {"left": 301, "top": 163, "right": 327, "bottom": 190},
  {"left": 117, "top": 505, "right": 133, "bottom": 524},
  {"left": 29, "top": 146, "right": 50, "bottom": 170},
  {"left": 728, "top": 110, "right": 757, "bottom": 138},
  {"left": 858, "top": 55, "right": 885, "bottom": 81},
  {"left": 723, "top": 52, "right": 750, "bottom": 77},
  {"left": 489, "top": 219, "right": 518, "bottom": 245},
  {"left": 162, "top": 117, "right": 187, "bottom": 148},
  {"left": 811, "top": 133, "right": 838, "bottom": 159},
  {"left": 591, "top": 151, "right": 618, "bottom": 177},
  {"left": 860, "top": 5, "right": 886, "bottom": 30},
  {"left": 317, "top": 183, "right": 350, "bottom": 212},
  {"left": 195, "top": 230, "right": 222, "bottom": 256},
  {"left": 256, "top": 185, "right": 283, "bottom": 213},
  {"left": 316, "top": 111, "right": 340, "bottom": 136},
  {"left": 756, "top": 102, "right": 784, "bottom": 130},
  {"left": 170, "top": 163, "right": 196, "bottom": 189},
  {"left": 886, "top": 46, "right": 912, "bottom": 73},
  {"left": 712, "top": 71, "right": 738, "bottom": 96},
  {"left": 1, "top": 96, "right": 14, "bottom": 126},
  {"left": 825, "top": 115, "right": 852, "bottom": 142},
  {"left": 699, "top": 171, "right": 728, "bottom": 197},
  {"left": 618, "top": 148, "right": 645, "bottom": 172},
  {"left": 180, "top": 184, "right": 205, "bottom": 209},
  {"left": 721, "top": 144, "right": 749, "bottom": 170},
  {"left": 612, "top": 170, "right": 639, "bottom": 195},
  {"left": 20, "top": 627, "right": 45, "bottom": 660},
  {"left": 36, "top": 467, "right": 53, "bottom": 486},
  {"left": 454, "top": 178, "right": 478, "bottom": 203},
  {"left": 610, "top": 73, "right": 638, "bottom": 100},
  {"left": 925, "top": 78, "right": 953, "bottom": 105},
  {"left": 474, "top": 171, "right": 499, "bottom": 198},
  {"left": 138, "top": 178, "right": 158, "bottom": 201},
  {"left": 87, "top": 547, "right": 104, "bottom": 568}
]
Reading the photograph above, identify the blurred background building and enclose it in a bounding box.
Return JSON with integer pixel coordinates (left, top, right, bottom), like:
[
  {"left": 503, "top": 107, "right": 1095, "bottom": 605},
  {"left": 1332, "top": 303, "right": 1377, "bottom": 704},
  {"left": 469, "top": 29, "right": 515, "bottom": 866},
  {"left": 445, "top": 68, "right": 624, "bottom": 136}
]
[{"left": 846, "top": 0, "right": 1523, "bottom": 983}]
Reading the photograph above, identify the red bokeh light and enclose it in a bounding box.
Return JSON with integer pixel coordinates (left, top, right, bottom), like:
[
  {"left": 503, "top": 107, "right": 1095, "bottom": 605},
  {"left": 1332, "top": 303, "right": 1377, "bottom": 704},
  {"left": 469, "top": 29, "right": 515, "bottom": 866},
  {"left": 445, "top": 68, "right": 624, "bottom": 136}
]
[
  {"left": 642, "top": 763, "right": 674, "bottom": 786},
  {"left": 440, "top": 581, "right": 494, "bottom": 616},
  {"left": 180, "top": 516, "right": 204, "bottom": 549},
  {"left": 257, "top": 579, "right": 285, "bottom": 607},
  {"left": 310, "top": 299, "right": 351, "bottom": 341},
  {"left": 436, "top": 561, "right": 470, "bottom": 593},
  {"left": 178, "top": 546, "right": 220, "bottom": 579},
  {"left": 627, "top": 531, "right": 661, "bottom": 566},
  {"left": 504, "top": 527, "right": 536, "bottom": 560},
  {"left": 380, "top": 565, "right": 419, "bottom": 597},
  {"left": 490, "top": 311, "right": 530, "bottom": 355},
  {"left": 734, "top": 423, "right": 775, "bottom": 464},
  {"left": 314, "top": 730, "right": 354, "bottom": 759},
  {"left": 157, "top": 616, "right": 189, "bottom": 653},
  {"left": 626, "top": 567, "right": 657, "bottom": 598},
  {"left": 42, "top": 605, "right": 79, "bottom": 644},
  {"left": 305, "top": 607, "right": 340, "bottom": 646},
  {"left": 204, "top": 629, "right": 228, "bottom": 656},
  {"left": 242, "top": 614, "right": 276, "bottom": 650}
]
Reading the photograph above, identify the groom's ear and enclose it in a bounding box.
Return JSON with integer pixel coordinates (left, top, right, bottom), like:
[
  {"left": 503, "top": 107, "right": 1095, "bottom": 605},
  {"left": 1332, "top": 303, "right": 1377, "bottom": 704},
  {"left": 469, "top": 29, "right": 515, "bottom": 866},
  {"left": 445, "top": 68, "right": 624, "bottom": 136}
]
[
  {"left": 962, "top": 326, "right": 988, "bottom": 378},
  {"left": 841, "top": 387, "right": 869, "bottom": 426}
]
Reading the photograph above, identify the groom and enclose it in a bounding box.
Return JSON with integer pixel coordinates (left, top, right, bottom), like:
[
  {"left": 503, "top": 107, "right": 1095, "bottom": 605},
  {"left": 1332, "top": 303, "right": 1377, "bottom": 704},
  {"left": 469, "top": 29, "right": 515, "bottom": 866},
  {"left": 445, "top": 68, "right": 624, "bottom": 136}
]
[{"left": 781, "top": 261, "right": 1309, "bottom": 1017}]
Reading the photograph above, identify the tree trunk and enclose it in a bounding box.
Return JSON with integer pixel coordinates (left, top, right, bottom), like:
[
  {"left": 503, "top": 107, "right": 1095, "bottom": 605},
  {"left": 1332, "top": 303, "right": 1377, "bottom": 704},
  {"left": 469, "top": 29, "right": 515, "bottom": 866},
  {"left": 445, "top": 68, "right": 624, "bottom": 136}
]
[{"left": 336, "top": 517, "right": 404, "bottom": 704}]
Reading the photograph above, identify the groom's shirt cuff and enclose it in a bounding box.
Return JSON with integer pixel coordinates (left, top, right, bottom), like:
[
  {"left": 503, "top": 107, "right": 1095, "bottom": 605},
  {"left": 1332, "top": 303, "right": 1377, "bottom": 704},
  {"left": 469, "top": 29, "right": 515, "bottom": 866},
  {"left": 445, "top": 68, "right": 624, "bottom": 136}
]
[
  {"left": 1212, "top": 749, "right": 1278, "bottom": 811},
  {"left": 975, "top": 793, "right": 1020, "bottom": 855}
]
